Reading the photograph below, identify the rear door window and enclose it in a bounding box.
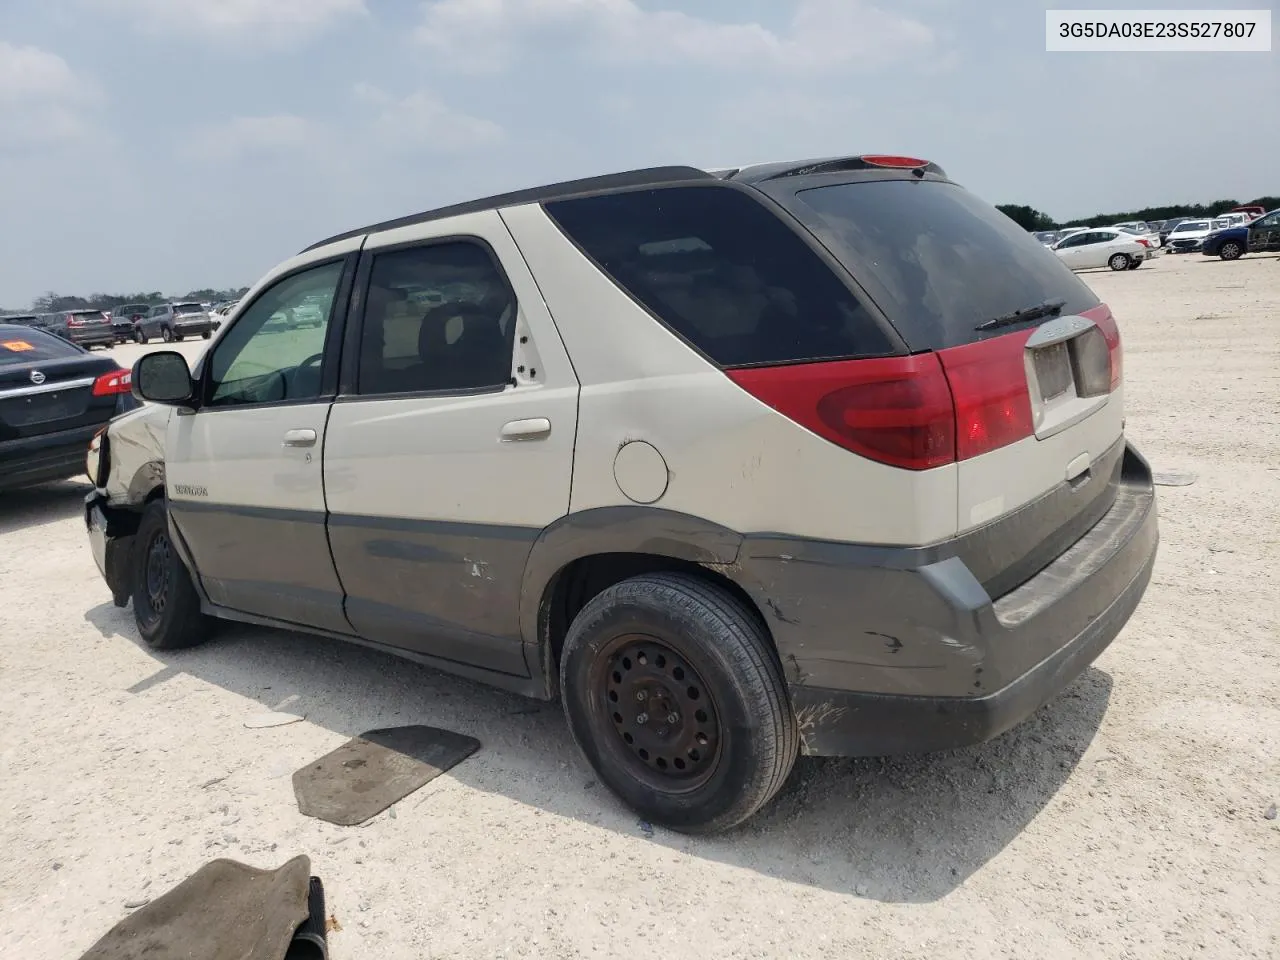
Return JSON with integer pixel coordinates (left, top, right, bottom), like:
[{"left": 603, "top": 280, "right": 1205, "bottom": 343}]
[
  {"left": 544, "top": 185, "right": 893, "bottom": 367},
  {"left": 0, "top": 327, "right": 83, "bottom": 364},
  {"left": 782, "top": 179, "right": 1101, "bottom": 350}
]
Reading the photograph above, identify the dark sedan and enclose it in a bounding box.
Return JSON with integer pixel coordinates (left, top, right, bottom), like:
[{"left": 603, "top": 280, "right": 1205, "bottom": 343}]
[{"left": 0, "top": 324, "right": 139, "bottom": 492}]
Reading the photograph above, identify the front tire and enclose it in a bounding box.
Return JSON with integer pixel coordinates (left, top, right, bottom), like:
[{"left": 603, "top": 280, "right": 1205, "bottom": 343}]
[
  {"left": 1109, "top": 253, "right": 1131, "bottom": 271},
  {"left": 161, "top": 326, "right": 173, "bottom": 343},
  {"left": 201, "top": 331, "right": 211, "bottom": 340},
  {"left": 1219, "top": 241, "right": 1244, "bottom": 261},
  {"left": 134, "top": 328, "right": 147, "bottom": 344},
  {"left": 132, "top": 500, "right": 211, "bottom": 650},
  {"left": 560, "top": 572, "right": 797, "bottom": 834}
]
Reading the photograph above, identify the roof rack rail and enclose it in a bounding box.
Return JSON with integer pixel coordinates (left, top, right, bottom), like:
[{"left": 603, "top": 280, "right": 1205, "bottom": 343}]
[{"left": 300, "top": 165, "right": 716, "bottom": 253}]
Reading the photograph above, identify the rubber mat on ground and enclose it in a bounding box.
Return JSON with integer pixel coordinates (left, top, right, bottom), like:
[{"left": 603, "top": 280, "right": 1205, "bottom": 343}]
[
  {"left": 77, "top": 855, "right": 327, "bottom": 960},
  {"left": 293, "top": 725, "right": 480, "bottom": 826}
]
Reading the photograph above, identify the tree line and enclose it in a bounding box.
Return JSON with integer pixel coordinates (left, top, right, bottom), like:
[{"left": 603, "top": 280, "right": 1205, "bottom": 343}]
[
  {"left": 996, "top": 195, "right": 1279, "bottom": 232},
  {"left": 2, "top": 287, "right": 251, "bottom": 317}
]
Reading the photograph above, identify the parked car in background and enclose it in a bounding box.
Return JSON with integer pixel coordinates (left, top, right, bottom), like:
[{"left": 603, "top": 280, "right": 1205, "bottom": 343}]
[
  {"left": 1114, "top": 224, "right": 1163, "bottom": 249},
  {"left": 110, "top": 303, "right": 153, "bottom": 343},
  {"left": 1230, "top": 205, "right": 1265, "bottom": 220},
  {"left": 1056, "top": 226, "right": 1091, "bottom": 240},
  {"left": 0, "top": 314, "right": 48, "bottom": 331},
  {"left": 1212, "top": 213, "right": 1249, "bottom": 230},
  {"left": 1165, "top": 219, "right": 1215, "bottom": 253},
  {"left": 1032, "top": 230, "right": 1061, "bottom": 246},
  {"left": 0, "top": 323, "right": 137, "bottom": 491},
  {"left": 46, "top": 309, "right": 116, "bottom": 349},
  {"left": 134, "top": 302, "right": 214, "bottom": 343},
  {"left": 1202, "top": 208, "right": 1280, "bottom": 260},
  {"left": 209, "top": 301, "right": 239, "bottom": 330},
  {"left": 1053, "top": 228, "right": 1154, "bottom": 271},
  {"left": 85, "top": 154, "right": 1157, "bottom": 833}
]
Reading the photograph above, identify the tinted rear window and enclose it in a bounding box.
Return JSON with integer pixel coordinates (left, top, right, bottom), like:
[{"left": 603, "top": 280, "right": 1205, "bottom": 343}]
[
  {"left": 69, "top": 310, "right": 107, "bottom": 321},
  {"left": 174, "top": 303, "right": 205, "bottom": 315},
  {"left": 544, "top": 185, "right": 894, "bottom": 366},
  {"left": 0, "top": 327, "right": 83, "bottom": 364},
  {"left": 785, "top": 180, "right": 1100, "bottom": 350}
]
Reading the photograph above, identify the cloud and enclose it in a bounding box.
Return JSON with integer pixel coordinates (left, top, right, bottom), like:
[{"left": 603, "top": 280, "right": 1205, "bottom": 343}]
[
  {"left": 0, "top": 42, "right": 99, "bottom": 152},
  {"left": 353, "top": 84, "right": 505, "bottom": 153},
  {"left": 83, "top": 0, "right": 366, "bottom": 39},
  {"left": 181, "top": 115, "right": 319, "bottom": 162},
  {"left": 414, "top": 0, "right": 934, "bottom": 74}
]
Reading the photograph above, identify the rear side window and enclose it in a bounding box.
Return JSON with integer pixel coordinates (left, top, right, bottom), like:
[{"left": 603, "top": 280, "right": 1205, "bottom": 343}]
[
  {"left": 356, "top": 241, "right": 516, "bottom": 396},
  {"left": 544, "top": 185, "right": 893, "bottom": 367},
  {"left": 786, "top": 180, "right": 1100, "bottom": 350},
  {"left": 0, "top": 327, "right": 83, "bottom": 364}
]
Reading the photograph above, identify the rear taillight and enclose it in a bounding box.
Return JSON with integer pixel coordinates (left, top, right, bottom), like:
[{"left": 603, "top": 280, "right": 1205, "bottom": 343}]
[
  {"left": 728, "top": 308, "right": 1121, "bottom": 470},
  {"left": 727, "top": 355, "right": 956, "bottom": 471},
  {"left": 1088, "top": 305, "right": 1123, "bottom": 390},
  {"left": 92, "top": 369, "right": 132, "bottom": 396},
  {"left": 935, "top": 333, "right": 1035, "bottom": 462},
  {"left": 1138, "top": 238, "right": 1151, "bottom": 248},
  {"left": 68, "top": 317, "right": 83, "bottom": 327}
]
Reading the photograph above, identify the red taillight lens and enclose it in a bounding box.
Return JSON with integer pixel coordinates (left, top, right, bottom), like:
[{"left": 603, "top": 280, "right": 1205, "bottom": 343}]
[
  {"left": 92, "top": 369, "right": 132, "bottom": 396},
  {"left": 1088, "top": 304, "right": 1123, "bottom": 390},
  {"left": 727, "top": 355, "right": 956, "bottom": 470},
  {"left": 68, "top": 317, "right": 83, "bottom": 327},
  {"left": 1138, "top": 238, "right": 1151, "bottom": 248},
  {"left": 935, "top": 332, "right": 1035, "bottom": 461}
]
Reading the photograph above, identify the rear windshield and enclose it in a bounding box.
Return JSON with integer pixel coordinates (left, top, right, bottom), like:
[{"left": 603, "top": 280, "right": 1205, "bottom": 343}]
[
  {"left": 0, "top": 327, "right": 82, "bottom": 364},
  {"left": 784, "top": 179, "right": 1100, "bottom": 350},
  {"left": 544, "top": 185, "right": 895, "bottom": 366},
  {"left": 174, "top": 303, "right": 205, "bottom": 315},
  {"left": 69, "top": 310, "right": 107, "bottom": 320},
  {"left": 1177, "top": 221, "right": 1210, "bottom": 231}
]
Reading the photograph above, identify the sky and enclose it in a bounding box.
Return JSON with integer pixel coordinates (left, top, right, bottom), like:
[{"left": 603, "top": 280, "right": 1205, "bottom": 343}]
[{"left": 0, "top": 0, "right": 1275, "bottom": 308}]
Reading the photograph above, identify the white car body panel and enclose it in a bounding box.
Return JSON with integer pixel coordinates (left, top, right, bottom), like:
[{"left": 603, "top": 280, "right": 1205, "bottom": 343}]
[
  {"left": 1053, "top": 230, "right": 1146, "bottom": 270},
  {"left": 322, "top": 209, "right": 580, "bottom": 531},
  {"left": 500, "top": 202, "right": 960, "bottom": 546}
]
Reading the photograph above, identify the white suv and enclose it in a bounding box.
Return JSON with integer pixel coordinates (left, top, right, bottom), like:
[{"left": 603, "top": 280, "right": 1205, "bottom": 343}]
[{"left": 85, "top": 156, "right": 1159, "bottom": 833}]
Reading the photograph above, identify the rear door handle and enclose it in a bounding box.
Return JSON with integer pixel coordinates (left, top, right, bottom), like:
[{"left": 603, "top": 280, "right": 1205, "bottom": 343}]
[
  {"left": 282, "top": 428, "right": 317, "bottom": 448},
  {"left": 500, "top": 418, "right": 551, "bottom": 441}
]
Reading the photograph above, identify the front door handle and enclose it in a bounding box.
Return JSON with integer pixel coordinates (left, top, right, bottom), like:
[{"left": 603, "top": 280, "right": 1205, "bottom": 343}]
[
  {"left": 282, "top": 428, "right": 317, "bottom": 448},
  {"left": 500, "top": 418, "right": 551, "bottom": 442}
]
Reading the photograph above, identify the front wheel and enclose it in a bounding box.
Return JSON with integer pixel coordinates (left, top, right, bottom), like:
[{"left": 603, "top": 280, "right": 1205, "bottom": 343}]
[
  {"left": 161, "top": 326, "right": 173, "bottom": 342},
  {"left": 1109, "top": 253, "right": 1131, "bottom": 271},
  {"left": 134, "top": 328, "right": 147, "bottom": 344},
  {"left": 132, "top": 500, "right": 211, "bottom": 650},
  {"left": 201, "top": 331, "right": 211, "bottom": 340},
  {"left": 560, "top": 572, "right": 798, "bottom": 834},
  {"left": 1219, "top": 241, "right": 1244, "bottom": 261}
]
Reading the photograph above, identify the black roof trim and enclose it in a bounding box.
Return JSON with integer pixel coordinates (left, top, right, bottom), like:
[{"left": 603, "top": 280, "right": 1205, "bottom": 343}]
[{"left": 300, "top": 165, "right": 717, "bottom": 254}]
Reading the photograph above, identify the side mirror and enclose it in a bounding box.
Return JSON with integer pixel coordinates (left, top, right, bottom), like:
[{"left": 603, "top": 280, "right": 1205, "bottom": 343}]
[{"left": 133, "top": 351, "right": 195, "bottom": 406}]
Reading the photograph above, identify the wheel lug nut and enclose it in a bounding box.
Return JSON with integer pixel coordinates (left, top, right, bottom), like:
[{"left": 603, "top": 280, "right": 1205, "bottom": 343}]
[
  {"left": 636, "top": 713, "right": 648, "bottom": 725},
  {"left": 636, "top": 691, "right": 647, "bottom": 701},
  {"left": 667, "top": 713, "right": 678, "bottom": 724}
]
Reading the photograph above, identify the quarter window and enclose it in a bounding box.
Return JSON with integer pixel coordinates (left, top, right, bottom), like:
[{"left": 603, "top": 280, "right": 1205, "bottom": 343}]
[
  {"left": 356, "top": 241, "right": 517, "bottom": 396},
  {"left": 545, "top": 185, "right": 890, "bottom": 366},
  {"left": 206, "top": 260, "right": 343, "bottom": 407}
]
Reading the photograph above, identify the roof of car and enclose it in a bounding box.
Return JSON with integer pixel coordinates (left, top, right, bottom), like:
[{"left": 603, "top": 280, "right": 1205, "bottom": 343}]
[{"left": 300, "top": 155, "right": 949, "bottom": 254}]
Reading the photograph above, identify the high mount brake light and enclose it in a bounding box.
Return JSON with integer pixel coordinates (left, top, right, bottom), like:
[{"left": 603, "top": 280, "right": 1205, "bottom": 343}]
[
  {"left": 859, "top": 155, "right": 930, "bottom": 169},
  {"left": 728, "top": 303, "right": 1122, "bottom": 470}
]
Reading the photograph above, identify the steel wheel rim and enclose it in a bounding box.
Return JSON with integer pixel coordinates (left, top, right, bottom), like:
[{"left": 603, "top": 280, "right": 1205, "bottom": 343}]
[
  {"left": 144, "top": 531, "right": 172, "bottom": 617},
  {"left": 591, "top": 634, "right": 722, "bottom": 792}
]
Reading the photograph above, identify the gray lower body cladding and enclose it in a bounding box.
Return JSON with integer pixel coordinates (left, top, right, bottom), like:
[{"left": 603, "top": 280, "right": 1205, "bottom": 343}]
[{"left": 736, "top": 442, "right": 1158, "bottom": 757}]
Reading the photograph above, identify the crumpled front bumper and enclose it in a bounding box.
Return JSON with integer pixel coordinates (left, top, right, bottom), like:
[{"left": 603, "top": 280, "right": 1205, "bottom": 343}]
[{"left": 85, "top": 492, "right": 139, "bottom": 608}]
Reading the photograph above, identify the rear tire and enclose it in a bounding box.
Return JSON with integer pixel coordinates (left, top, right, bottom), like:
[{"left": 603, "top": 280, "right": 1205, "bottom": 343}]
[
  {"left": 1126, "top": 259, "right": 1142, "bottom": 270},
  {"left": 1109, "top": 253, "right": 1131, "bottom": 271},
  {"left": 201, "top": 332, "right": 211, "bottom": 340},
  {"left": 1219, "top": 241, "right": 1244, "bottom": 261},
  {"left": 132, "top": 500, "right": 211, "bottom": 650},
  {"left": 560, "top": 572, "right": 797, "bottom": 834}
]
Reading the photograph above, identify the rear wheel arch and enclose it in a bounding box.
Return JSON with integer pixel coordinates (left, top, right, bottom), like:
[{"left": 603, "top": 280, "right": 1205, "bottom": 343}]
[{"left": 519, "top": 508, "right": 777, "bottom": 694}]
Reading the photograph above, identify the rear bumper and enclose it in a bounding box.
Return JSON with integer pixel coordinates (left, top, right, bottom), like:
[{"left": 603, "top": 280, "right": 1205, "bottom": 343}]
[
  {"left": 737, "top": 442, "right": 1158, "bottom": 757},
  {"left": 0, "top": 422, "right": 106, "bottom": 490},
  {"left": 174, "top": 320, "right": 213, "bottom": 336},
  {"left": 67, "top": 330, "right": 116, "bottom": 347}
]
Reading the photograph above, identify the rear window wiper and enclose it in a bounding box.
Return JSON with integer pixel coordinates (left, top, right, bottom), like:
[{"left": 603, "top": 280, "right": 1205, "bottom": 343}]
[{"left": 974, "top": 299, "right": 1067, "bottom": 332}]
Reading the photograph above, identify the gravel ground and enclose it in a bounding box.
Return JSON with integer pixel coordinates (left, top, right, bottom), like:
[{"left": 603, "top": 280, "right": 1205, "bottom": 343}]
[{"left": 1, "top": 252, "right": 1277, "bottom": 959}]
